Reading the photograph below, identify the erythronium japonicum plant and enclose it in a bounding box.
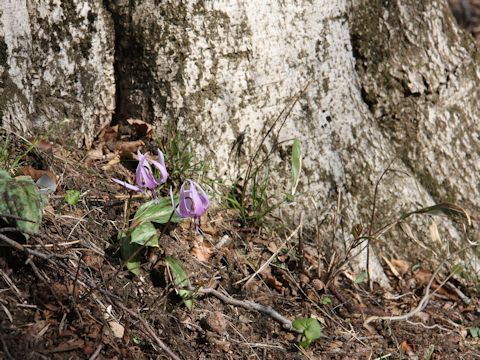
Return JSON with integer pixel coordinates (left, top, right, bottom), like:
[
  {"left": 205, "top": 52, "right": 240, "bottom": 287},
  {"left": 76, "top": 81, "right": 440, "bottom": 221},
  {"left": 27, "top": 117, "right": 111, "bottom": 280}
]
[
  {"left": 112, "top": 149, "right": 168, "bottom": 202},
  {"left": 172, "top": 180, "right": 210, "bottom": 231}
]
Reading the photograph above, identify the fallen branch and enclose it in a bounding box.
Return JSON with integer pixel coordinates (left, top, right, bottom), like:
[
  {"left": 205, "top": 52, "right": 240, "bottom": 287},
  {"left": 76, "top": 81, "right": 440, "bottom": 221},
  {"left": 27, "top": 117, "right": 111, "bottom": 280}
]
[
  {"left": 194, "top": 286, "right": 303, "bottom": 334},
  {"left": 0, "top": 233, "right": 51, "bottom": 260}
]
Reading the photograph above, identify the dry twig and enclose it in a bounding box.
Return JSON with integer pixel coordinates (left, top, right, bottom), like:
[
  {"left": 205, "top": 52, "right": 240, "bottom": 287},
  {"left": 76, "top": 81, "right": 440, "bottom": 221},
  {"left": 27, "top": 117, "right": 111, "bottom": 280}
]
[{"left": 194, "top": 286, "right": 302, "bottom": 334}]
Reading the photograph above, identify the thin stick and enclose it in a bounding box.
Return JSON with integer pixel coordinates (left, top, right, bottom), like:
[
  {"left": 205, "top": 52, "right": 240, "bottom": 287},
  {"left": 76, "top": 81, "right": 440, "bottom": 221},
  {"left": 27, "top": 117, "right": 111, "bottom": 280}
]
[
  {"left": 0, "top": 233, "right": 51, "bottom": 260},
  {"left": 88, "top": 344, "right": 103, "bottom": 360},
  {"left": 194, "top": 286, "right": 302, "bottom": 333},
  {"left": 109, "top": 297, "right": 182, "bottom": 360}
]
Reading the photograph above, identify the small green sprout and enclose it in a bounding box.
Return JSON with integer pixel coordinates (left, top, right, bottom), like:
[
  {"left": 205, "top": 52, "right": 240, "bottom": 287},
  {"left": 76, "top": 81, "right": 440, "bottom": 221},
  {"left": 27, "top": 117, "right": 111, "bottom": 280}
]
[
  {"left": 292, "top": 317, "right": 322, "bottom": 349},
  {"left": 65, "top": 189, "right": 81, "bottom": 205}
]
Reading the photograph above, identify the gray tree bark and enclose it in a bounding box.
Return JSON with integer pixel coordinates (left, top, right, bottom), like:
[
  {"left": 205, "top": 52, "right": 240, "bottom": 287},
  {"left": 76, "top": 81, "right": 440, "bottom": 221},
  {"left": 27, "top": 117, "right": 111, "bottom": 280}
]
[{"left": 1, "top": 0, "right": 478, "bottom": 284}]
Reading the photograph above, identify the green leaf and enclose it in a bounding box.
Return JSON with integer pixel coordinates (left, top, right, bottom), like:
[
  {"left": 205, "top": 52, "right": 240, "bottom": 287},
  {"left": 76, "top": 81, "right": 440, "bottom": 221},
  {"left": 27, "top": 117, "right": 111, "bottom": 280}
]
[
  {"left": 132, "top": 197, "right": 182, "bottom": 227},
  {"left": 292, "top": 317, "right": 322, "bottom": 349},
  {"left": 65, "top": 189, "right": 81, "bottom": 205},
  {"left": 178, "top": 289, "right": 194, "bottom": 310},
  {"left": 119, "top": 230, "right": 142, "bottom": 275},
  {"left": 166, "top": 257, "right": 194, "bottom": 310},
  {"left": 403, "top": 203, "right": 471, "bottom": 226},
  {"left": 130, "top": 221, "right": 159, "bottom": 247},
  {"left": 0, "top": 171, "right": 45, "bottom": 235},
  {"left": 126, "top": 260, "right": 141, "bottom": 276},
  {"left": 321, "top": 296, "right": 331, "bottom": 305},
  {"left": 354, "top": 271, "right": 368, "bottom": 284},
  {"left": 469, "top": 327, "right": 480, "bottom": 338},
  {"left": 166, "top": 257, "right": 189, "bottom": 287},
  {"left": 291, "top": 138, "right": 302, "bottom": 196},
  {"left": 131, "top": 335, "right": 142, "bottom": 345}
]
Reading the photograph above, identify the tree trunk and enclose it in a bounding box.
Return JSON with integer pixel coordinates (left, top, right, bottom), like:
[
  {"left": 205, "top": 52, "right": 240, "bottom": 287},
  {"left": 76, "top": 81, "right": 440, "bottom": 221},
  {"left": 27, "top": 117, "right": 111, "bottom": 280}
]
[{"left": 1, "top": 0, "right": 478, "bottom": 284}]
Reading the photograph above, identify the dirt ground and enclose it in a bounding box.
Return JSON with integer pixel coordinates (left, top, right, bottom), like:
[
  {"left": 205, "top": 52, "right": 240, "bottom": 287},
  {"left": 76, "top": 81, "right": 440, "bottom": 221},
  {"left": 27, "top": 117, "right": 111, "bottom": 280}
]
[{"left": 0, "top": 129, "right": 479, "bottom": 360}]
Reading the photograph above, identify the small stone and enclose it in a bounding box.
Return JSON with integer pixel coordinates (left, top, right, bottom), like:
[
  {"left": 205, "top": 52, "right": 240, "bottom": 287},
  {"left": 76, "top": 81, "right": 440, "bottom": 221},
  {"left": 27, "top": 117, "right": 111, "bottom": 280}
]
[{"left": 205, "top": 311, "right": 227, "bottom": 334}]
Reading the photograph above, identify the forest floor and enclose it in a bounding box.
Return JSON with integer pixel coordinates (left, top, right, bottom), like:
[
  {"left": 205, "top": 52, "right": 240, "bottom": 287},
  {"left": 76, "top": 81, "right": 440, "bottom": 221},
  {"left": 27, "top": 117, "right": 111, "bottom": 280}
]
[{"left": 0, "top": 128, "right": 479, "bottom": 360}]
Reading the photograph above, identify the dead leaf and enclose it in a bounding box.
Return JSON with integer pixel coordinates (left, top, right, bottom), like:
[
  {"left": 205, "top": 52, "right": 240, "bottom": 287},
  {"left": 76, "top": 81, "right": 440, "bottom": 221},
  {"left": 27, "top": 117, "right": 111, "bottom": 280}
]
[
  {"left": 267, "top": 242, "right": 278, "bottom": 253},
  {"left": 390, "top": 259, "right": 411, "bottom": 275},
  {"left": 98, "top": 124, "right": 119, "bottom": 143},
  {"left": 190, "top": 237, "right": 213, "bottom": 262},
  {"left": 414, "top": 269, "right": 458, "bottom": 299},
  {"left": 83, "top": 253, "right": 104, "bottom": 270},
  {"left": 127, "top": 118, "right": 153, "bottom": 138},
  {"left": 101, "top": 154, "right": 121, "bottom": 171},
  {"left": 400, "top": 340, "right": 414, "bottom": 353},
  {"left": 17, "top": 166, "right": 56, "bottom": 183},
  {"left": 115, "top": 140, "right": 145, "bottom": 155},
  {"left": 414, "top": 311, "right": 430, "bottom": 323},
  {"left": 35, "top": 139, "right": 54, "bottom": 152},
  {"left": 85, "top": 148, "right": 104, "bottom": 165},
  {"left": 414, "top": 268, "right": 432, "bottom": 286}
]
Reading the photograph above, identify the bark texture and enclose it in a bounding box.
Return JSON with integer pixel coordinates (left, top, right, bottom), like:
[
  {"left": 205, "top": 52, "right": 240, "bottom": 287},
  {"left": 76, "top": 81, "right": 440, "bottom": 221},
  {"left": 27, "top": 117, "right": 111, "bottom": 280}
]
[
  {"left": 1, "top": 0, "right": 478, "bottom": 282},
  {"left": 0, "top": 0, "right": 115, "bottom": 148}
]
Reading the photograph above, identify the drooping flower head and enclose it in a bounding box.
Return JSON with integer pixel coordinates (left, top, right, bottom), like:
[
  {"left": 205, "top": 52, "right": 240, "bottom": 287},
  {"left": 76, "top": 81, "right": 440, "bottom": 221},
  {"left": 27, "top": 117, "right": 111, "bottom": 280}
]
[
  {"left": 112, "top": 149, "right": 168, "bottom": 201},
  {"left": 171, "top": 180, "right": 209, "bottom": 231}
]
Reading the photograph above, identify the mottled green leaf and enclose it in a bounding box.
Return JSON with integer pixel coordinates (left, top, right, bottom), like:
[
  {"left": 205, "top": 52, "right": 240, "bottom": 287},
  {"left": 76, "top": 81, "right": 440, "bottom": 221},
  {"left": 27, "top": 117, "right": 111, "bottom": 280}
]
[
  {"left": 291, "top": 139, "right": 302, "bottom": 196},
  {"left": 130, "top": 221, "right": 159, "bottom": 247},
  {"left": 126, "top": 260, "right": 141, "bottom": 276},
  {"left": 0, "top": 171, "right": 45, "bottom": 235},
  {"left": 119, "top": 230, "right": 142, "bottom": 275},
  {"left": 292, "top": 317, "right": 322, "bottom": 349},
  {"left": 132, "top": 197, "right": 182, "bottom": 227},
  {"left": 166, "top": 257, "right": 194, "bottom": 310}
]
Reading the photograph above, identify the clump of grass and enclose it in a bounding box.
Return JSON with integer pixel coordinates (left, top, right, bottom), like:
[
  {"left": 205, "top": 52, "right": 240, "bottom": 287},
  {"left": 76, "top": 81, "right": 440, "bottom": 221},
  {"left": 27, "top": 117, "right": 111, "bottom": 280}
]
[
  {"left": 0, "top": 130, "right": 37, "bottom": 172},
  {"left": 157, "top": 131, "right": 206, "bottom": 184}
]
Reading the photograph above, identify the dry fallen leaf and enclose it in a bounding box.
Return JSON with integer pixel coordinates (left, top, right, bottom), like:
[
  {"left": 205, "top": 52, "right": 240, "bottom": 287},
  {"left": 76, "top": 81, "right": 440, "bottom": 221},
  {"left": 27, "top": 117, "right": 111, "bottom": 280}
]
[
  {"left": 190, "top": 237, "right": 213, "bottom": 262},
  {"left": 17, "top": 166, "right": 56, "bottom": 183},
  {"left": 97, "top": 124, "right": 119, "bottom": 143},
  {"left": 400, "top": 340, "right": 414, "bottom": 353},
  {"left": 115, "top": 140, "right": 145, "bottom": 155},
  {"left": 127, "top": 118, "right": 153, "bottom": 138},
  {"left": 390, "top": 259, "right": 411, "bottom": 275},
  {"left": 85, "top": 148, "right": 104, "bottom": 164},
  {"left": 414, "top": 268, "right": 433, "bottom": 286}
]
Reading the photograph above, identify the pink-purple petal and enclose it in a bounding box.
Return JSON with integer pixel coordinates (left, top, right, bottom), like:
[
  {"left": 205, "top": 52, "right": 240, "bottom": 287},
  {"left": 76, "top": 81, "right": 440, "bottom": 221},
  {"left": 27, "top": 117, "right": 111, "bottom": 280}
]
[
  {"left": 150, "top": 159, "right": 168, "bottom": 184},
  {"left": 177, "top": 180, "right": 210, "bottom": 219},
  {"left": 112, "top": 178, "right": 142, "bottom": 192}
]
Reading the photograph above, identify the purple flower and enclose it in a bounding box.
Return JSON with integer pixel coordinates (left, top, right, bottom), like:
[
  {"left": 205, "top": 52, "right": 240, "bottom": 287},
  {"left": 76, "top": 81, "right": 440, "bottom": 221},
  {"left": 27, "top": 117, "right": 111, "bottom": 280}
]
[
  {"left": 113, "top": 149, "right": 168, "bottom": 201},
  {"left": 171, "top": 180, "right": 209, "bottom": 229}
]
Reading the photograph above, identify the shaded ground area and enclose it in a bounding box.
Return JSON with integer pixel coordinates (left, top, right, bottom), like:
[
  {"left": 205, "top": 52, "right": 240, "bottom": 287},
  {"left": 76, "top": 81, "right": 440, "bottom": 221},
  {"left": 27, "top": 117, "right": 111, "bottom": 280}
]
[{"left": 0, "top": 129, "right": 479, "bottom": 360}]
